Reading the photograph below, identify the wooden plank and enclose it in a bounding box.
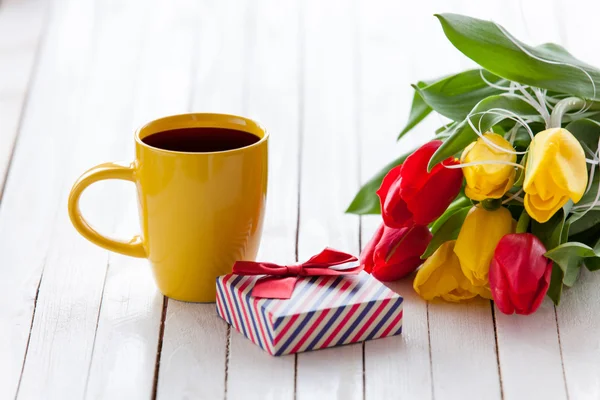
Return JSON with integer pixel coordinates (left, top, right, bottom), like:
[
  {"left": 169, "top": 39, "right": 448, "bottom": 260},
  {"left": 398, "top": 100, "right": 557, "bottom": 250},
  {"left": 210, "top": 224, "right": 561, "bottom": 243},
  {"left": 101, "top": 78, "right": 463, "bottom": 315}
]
[
  {"left": 225, "top": 0, "right": 299, "bottom": 398},
  {"left": 422, "top": 0, "right": 503, "bottom": 392},
  {"left": 154, "top": 0, "right": 249, "bottom": 398},
  {"left": 485, "top": 2, "right": 567, "bottom": 399},
  {"left": 557, "top": 269, "right": 600, "bottom": 400},
  {"left": 352, "top": 2, "right": 502, "bottom": 399},
  {"left": 429, "top": 300, "right": 501, "bottom": 400},
  {"left": 552, "top": 2, "right": 600, "bottom": 398},
  {"left": 356, "top": 0, "right": 444, "bottom": 397},
  {"left": 495, "top": 301, "right": 566, "bottom": 400},
  {"left": 83, "top": 0, "right": 196, "bottom": 398},
  {"left": 0, "top": 0, "right": 97, "bottom": 398},
  {"left": 295, "top": 0, "right": 363, "bottom": 399},
  {"left": 0, "top": 0, "right": 46, "bottom": 197},
  {"left": 15, "top": 0, "right": 152, "bottom": 398}
]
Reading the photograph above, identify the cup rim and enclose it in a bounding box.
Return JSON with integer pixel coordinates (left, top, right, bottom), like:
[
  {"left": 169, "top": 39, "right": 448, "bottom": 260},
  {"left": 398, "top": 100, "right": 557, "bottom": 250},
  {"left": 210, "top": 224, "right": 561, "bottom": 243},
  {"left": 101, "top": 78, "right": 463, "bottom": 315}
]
[{"left": 135, "top": 112, "right": 269, "bottom": 155}]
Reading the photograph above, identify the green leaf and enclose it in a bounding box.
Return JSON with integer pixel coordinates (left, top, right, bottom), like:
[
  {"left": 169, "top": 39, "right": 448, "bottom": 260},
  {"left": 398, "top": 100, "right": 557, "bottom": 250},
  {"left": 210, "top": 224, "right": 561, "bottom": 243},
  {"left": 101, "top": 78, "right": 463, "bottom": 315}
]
[
  {"left": 398, "top": 83, "right": 432, "bottom": 140},
  {"left": 346, "top": 150, "right": 413, "bottom": 215},
  {"left": 513, "top": 151, "right": 529, "bottom": 187},
  {"left": 565, "top": 118, "right": 600, "bottom": 154},
  {"left": 547, "top": 264, "right": 564, "bottom": 305},
  {"left": 414, "top": 69, "right": 504, "bottom": 121},
  {"left": 435, "top": 13, "right": 600, "bottom": 100},
  {"left": 569, "top": 210, "right": 600, "bottom": 236},
  {"left": 532, "top": 207, "right": 571, "bottom": 304},
  {"left": 532, "top": 208, "right": 568, "bottom": 250},
  {"left": 428, "top": 94, "right": 540, "bottom": 170},
  {"left": 516, "top": 208, "right": 531, "bottom": 233},
  {"left": 422, "top": 206, "right": 471, "bottom": 259},
  {"left": 568, "top": 175, "right": 600, "bottom": 225},
  {"left": 545, "top": 242, "right": 600, "bottom": 285},
  {"left": 435, "top": 123, "right": 456, "bottom": 135},
  {"left": 586, "top": 237, "right": 600, "bottom": 271},
  {"left": 569, "top": 221, "right": 600, "bottom": 248},
  {"left": 430, "top": 194, "right": 471, "bottom": 234},
  {"left": 513, "top": 124, "right": 540, "bottom": 150}
]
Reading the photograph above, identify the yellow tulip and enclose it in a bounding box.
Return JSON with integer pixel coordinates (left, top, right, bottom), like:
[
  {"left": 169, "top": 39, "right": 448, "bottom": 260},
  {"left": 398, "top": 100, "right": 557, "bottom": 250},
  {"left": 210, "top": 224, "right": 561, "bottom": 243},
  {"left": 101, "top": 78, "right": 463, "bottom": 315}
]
[
  {"left": 524, "top": 128, "right": 587, "bottom": 223},
  {"left": 454, "top": 206, "right": 513, "bottom": 287},
  {"left": 414, "top": 240, "right": 491, "bottom": 302},
  {"left": 461, "top": 133, "right": 517, "bottom": 201}
]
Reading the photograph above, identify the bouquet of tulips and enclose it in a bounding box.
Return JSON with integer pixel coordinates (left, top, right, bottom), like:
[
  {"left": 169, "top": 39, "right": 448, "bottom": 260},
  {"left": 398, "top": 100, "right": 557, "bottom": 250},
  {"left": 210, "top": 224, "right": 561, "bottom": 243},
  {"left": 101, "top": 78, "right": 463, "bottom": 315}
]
[{"left": 348, "top": 14, "right": 600, "bottom": 315}]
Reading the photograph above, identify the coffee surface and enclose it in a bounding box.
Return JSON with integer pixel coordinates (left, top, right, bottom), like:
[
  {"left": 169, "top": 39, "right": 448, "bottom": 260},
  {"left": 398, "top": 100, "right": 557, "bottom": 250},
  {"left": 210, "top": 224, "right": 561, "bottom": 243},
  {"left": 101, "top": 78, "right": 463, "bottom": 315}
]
[{"left": 142, "top": 127, "right": 260, "bottom": 152}]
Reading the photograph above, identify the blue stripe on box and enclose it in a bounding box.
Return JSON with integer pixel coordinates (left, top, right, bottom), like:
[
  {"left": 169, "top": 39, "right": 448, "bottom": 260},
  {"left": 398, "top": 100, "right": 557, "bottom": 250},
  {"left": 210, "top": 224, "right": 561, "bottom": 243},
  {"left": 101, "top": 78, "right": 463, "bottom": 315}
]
[
  {"left": 304, "top": 274, "right": 370, "bottom": 351},
  {"left": 244, "top": 281, "right": 265, "bottom": 350},
  {"left": 229, "top": 276, "right": 249, "bottom": 339},
  {"left": 365, "top": 297, "right": 403, "bottom": 341},
  {"left": 275, "top": 276, "right": 344, "bottom": 355},
  {"left": 274, "top": 276, "right": 319, "bottom": 330},
  {"left": 334, "top": 284, "right": 389, "bottom": 346},
  {"left": 261, "top": 299, "right": 275, "bottom": 343},
  {"left": 216, "top": 278, "right": 234, "bottom": 325}
]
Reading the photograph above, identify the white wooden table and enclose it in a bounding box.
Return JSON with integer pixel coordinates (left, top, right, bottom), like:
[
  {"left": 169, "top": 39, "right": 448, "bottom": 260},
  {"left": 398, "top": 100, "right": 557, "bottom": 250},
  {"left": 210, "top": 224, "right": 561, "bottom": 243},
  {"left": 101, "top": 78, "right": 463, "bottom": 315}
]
[{"left": 1, "top": 0, "right": 599, "bottom": 399}]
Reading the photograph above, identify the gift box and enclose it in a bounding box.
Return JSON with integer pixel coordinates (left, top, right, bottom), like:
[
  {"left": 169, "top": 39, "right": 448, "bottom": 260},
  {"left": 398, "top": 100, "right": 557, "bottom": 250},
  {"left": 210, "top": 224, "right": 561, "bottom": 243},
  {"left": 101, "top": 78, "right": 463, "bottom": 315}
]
[{"left": 216, "top": 271, "right": 404, "bottom": 356}]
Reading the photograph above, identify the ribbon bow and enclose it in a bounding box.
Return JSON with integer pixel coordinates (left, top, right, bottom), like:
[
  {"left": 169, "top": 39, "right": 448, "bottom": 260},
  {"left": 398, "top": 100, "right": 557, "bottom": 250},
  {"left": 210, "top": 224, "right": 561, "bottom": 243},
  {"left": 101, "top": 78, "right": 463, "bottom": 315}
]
[{"left": 232, "top": 248, "right": 361, "bottom": 299}]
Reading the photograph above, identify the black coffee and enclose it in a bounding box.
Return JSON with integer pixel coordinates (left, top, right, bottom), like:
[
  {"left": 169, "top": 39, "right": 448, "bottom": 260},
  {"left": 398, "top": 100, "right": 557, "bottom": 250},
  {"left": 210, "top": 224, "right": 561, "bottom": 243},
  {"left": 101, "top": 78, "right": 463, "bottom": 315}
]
[{"left": 142, "top": 127, "right": 260, "bottom": 152}]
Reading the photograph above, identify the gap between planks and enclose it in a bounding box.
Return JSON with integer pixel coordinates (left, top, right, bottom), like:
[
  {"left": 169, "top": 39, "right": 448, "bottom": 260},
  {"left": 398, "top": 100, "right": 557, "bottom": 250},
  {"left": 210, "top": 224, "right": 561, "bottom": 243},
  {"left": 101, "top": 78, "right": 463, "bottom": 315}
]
[
  {"left": 293, "top": 0, "right": 306, "bottom": 397},
  {"left": 3, "top": 0, "right": 52, "bottom": 395},
  {"left": 151, "top": 297, "right": 169, "bottom": 400},
  {"left": 0, "top": 0, "right": 51, "bottom": 205}
]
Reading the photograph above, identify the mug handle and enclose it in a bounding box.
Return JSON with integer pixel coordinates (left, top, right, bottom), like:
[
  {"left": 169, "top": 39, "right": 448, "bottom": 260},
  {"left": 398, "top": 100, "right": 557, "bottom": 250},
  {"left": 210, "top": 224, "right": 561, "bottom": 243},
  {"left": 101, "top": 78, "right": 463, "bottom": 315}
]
[{"left": 68, "top": 161, "right": 146, "bottom": 258}]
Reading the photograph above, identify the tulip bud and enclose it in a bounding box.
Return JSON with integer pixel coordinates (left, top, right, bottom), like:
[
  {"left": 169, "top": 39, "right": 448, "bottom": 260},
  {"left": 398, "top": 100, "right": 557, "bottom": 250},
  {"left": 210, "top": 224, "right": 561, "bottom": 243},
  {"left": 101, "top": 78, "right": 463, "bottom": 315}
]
[
  {"left": 377, "top": 140, "right": 463, "bottom": 228},
  {"left": 524, "top": 128, "right": 587, "bottom": 223},
  {"left": 461, "top": 133, "right": 517, "bottom": 201},
  {"left": 361, "top": 223, "right": 432, "bottom": 281},
  {"left": 489, "top": 233, "right": 552, "bottom": 315},
  {"left": 454, "top": 206, "right": 514, "bottom": 287},
  {"left": 413, "top": 240, "right": 491, "bottom": 302}
]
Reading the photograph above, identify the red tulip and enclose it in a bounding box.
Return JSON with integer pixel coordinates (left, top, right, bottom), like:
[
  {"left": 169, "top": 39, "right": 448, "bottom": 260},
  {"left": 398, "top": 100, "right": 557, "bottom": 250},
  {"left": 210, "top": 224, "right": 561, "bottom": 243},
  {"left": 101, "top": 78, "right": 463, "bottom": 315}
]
[
  {"left": 489, "top": 233, "right": 552, "bottom": 315},
  {"left": 361, "top": 223, "right": 432, "bottom": 281},
  {"left": 377, "top": 140, "right": 463, "bottom": 228}
]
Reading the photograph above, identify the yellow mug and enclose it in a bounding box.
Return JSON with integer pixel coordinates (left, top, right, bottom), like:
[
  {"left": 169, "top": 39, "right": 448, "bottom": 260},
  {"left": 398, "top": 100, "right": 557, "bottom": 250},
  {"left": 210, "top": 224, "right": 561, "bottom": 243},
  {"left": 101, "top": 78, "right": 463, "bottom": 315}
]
[{"left": 68, "top": 113, "right": 268, "bottom": 302}]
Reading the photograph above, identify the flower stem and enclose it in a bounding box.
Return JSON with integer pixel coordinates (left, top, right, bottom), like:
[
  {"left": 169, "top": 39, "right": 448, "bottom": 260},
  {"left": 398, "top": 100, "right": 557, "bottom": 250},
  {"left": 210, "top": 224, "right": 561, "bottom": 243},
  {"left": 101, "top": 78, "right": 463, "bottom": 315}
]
[
  {"left": 548, "top": 97, "right": 587, "bottom": 128},
  {"left": 516, "top": 210, "right": 531, "bottom": 233},
  {"left": 481, "top": 198, "right": 503, "bottom": 211}
]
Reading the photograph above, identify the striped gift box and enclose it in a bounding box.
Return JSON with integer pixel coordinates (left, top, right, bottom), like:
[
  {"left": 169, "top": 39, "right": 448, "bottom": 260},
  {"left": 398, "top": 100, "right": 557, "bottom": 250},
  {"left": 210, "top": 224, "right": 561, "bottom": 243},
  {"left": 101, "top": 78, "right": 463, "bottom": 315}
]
[{"left": 215, "top": 271, "right": 403, "bottom": 356}]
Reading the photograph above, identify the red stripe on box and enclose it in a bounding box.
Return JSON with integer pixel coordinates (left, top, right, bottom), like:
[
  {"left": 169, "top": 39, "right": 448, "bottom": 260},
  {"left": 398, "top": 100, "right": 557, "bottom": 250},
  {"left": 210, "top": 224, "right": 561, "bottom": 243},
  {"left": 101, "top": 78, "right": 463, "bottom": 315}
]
[
  {"left": 216, "top": 285, "right": 226, "bottom": 318},
  {"left": 349, "top": 297, "right": 392, "bottom": 343},
  {"left": 380, "top": 310, "right": 404, "bottom": 337},
  {"left": 273, "top": 278, "right": 333, "bottom": 345},
  {"left": 253, "top": 297, "right": 272, "bottom": 354},
  {"left": 270, "top": 276, "right": 320, "bottom": 317},
  {"left": 287, "top": 280, "right": 353, "bottom": 354},
  {"left": 222, "top": 275, "right": 242, "bottom": 332},
  {"left": 318, "top": 277, "right": 382, "bottom": 348},
  {"left": 236, "top": 277, "right": 256, "bottom": 344}
]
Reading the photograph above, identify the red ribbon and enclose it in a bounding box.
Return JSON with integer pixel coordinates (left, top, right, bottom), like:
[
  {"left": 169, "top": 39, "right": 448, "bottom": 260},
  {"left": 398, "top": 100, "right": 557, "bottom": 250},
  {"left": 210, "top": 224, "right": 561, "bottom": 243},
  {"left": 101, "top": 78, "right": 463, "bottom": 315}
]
[{"left": 232, "top": 248, "right": 361, "bottom": 299}]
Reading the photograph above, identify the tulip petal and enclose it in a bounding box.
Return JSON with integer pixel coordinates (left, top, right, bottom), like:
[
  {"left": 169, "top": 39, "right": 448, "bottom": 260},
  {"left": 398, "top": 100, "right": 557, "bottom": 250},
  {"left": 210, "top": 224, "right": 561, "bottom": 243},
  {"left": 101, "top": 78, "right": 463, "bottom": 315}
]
[
  {"left": 414, "top": 240, "right": 485, "bottom": 302},
  {"left": 524, "top": 128, "right": 588, "bottom": 222},
  {"left": 462, "top": 133, "right": 517, "bottom": 201},
  {"left": 372, "top": 225, "right": 432, "bottom": 281},
  {"left": 524, "top": 192, "right": 568, "bottom": 224},
  {"left": 454, "top": 206, "right": 514, "bottom": 287},
  {"left": 489, "top": 233, "right": 552, "bottom": 315},
  {"left": 407, "top": 159, "right": 464, "bottom": 225},
  {"left": 373, "top": 257, "right": 423, "bottom": 282},
  {"left": 360, "top": 223, "right": 385, "bottom": 273},
  {"left": 489, "top": 257, "right": 515, "bottom": 314},
  {"left": 399, "top": 140, "right": 443, "bottom": 199},
  {"left": 377, "top": 166, "right": 413, "bottom": 228}
]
